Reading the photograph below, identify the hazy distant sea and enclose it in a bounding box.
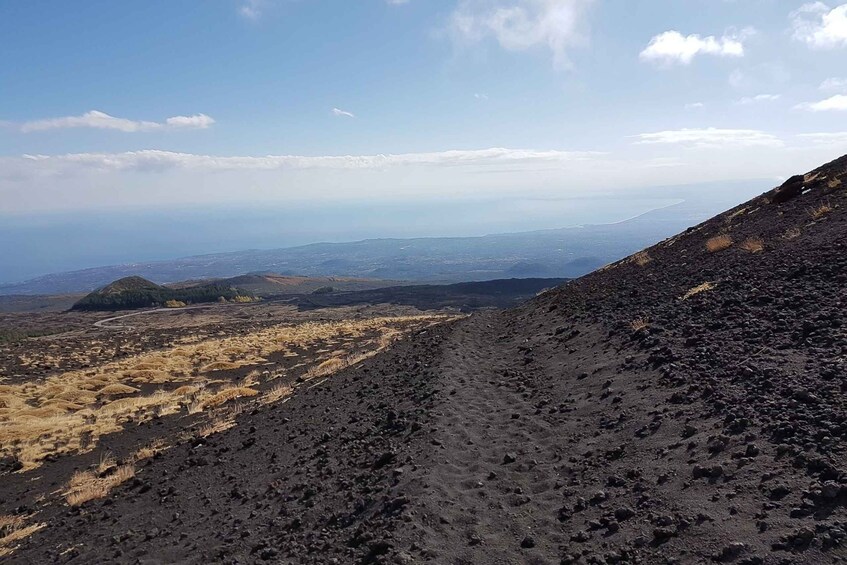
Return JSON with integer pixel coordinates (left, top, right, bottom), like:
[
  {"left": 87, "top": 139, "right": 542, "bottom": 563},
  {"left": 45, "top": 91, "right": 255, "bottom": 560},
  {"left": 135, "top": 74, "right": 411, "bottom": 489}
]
[{"left": 0, "top": 179, "right": 770, "bottom": 284}]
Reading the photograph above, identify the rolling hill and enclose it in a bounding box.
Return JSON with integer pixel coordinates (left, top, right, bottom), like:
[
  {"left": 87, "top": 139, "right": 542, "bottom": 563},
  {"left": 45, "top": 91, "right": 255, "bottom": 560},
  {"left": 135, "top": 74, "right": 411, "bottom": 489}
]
[{"left": 71, "top": 276, "right": 254, "bottom": 311}]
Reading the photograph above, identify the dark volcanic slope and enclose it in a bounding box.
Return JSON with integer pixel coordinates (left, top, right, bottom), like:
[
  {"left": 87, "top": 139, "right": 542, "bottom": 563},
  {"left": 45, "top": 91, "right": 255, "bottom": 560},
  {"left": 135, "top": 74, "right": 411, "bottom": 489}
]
[
  {"left": 7, "top": 156, "right": 847, "bottom": 564},
  {"left": 297, "top": 278, "right": 567, "bottom": 312}
]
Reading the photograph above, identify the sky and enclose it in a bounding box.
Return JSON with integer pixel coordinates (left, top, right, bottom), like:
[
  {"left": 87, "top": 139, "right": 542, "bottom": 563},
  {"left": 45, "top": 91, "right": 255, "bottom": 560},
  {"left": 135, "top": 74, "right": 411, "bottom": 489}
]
[{"left": 1, "top": 0, "right": 847, "bottom": 280}]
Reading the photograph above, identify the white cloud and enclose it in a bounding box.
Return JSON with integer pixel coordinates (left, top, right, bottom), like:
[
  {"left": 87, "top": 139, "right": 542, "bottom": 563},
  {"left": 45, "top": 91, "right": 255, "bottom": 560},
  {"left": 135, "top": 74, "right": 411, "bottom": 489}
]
[
  {"left": 796, "top": 94, "right": 847, "bottom": 111},
  {"left": 639, "top": 29, "right": 749, "bottom": 65},
  {"left": 18, "top": 110, "right": 215, "bottom": 133},
  {"left": 21, "top": 147, "right": 601, "bottom": 173},
  {"left": 332, "top": 107, "right": 356, "bottom": 118},
  {"left": 449, "top": 0, "right": 595, "bottom": 69},
  {"left": 633, "top": 128, "right": 783, "bottom": 148},
  {"left": 164, "top": 114, "right": 216, "bottom": 129},
  {"left": 474, "top": 93, "right": 489, "bottom": 100},
  {"left": 736, "top": 93, "right": 781, "bottom": 105},
  {"left": 820, "top": 77, "right": 847, "bottom": 91},
  {"left": 797, "top": 131, "right": 847, "bottom": 144},
  {"left": 791, "top": 2, "right": 847, "bottom": 49},
  {"left": 385, "top": 0, "right": 409, "bottom": 4},
  {"left": 684, "top": 102, "right": 704, "bottom": 109}
]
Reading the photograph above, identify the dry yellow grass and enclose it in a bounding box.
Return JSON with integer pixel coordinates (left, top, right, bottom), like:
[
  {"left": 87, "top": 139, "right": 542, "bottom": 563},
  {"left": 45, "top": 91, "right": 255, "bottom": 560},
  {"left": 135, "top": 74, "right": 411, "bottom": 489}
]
[
  {"left": 130, "top": 441, "right": 165, "bottom": 463},
  {"left": 200, "top": 361, "right": 242, "bottom": 373},
  {"left": 97, "top": 452, "right": 116, "bottom": 475},
  {"left": 0, "top": 314, "right": 452, "bottom": 470},
  {"left": 630, "top": 251, "right": 652, "bottom": 267},
  {"left": 783, "top": 227, "right": 801, "bottom": 240},
  {"left": 740, "top": 237, "right": 764, "bottom": 253},
  {"left": 164, "top": 300, "right": 187, "bottom": 308},
  {"left": 681, "top": 282, "right": 716, "bottom": 300},
  {"left": 725, "top": 207, "right": 748, "bottom": 223},
  {"left": 705, "top": 234, "right": 733, "bottom": 253},
  {"left": 97, "top": 384, "right": 139, "bottom": 396},
  {"left": 630, "top": 318, "right": 648, "bottom": 331},
  {"left": 810, "top": 202, "right": 833, "bottom": 220},
  {"left": 261, "top": 383, "right": 293, "bottom": 405},
  {"left": 65, "top": 464, "right": 135, "bottom": 506},
  {"left": 0, "top": 516, "right": 45, "bottom": 558},
  {"left": 199, "top": 387, "right": 259, "bottom": 410},
  {"left": 0, "top": 515, "right": 25, "bottom": 536}
]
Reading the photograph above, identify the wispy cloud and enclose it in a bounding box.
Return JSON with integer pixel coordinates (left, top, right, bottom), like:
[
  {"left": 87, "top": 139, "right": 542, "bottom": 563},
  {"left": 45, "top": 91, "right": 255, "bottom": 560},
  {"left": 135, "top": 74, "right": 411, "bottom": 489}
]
[
  {"left": 385, "top": 0, "right": 410, "bottom": 4},
  {"left": 791, "top": 2, "right": 847, "bottom": 49},
  {"left": 633, "top": 128, "right": 782, "bottom": 148},
  {"left": 820, "top": 77, "right": 847, "bottom": 91},
  {"left": 331, "top": 107, "right": 356, "bottom": 118},
  {"left": 797, "top": 131, "right": 847, "bottom": 144},
  {"left": 21, "top": 147, "right": 601, "bottom": 173},
  {"left": 639, "top": 29, "right": 750, "bottom": 66},
  {"left": 18, "top": 110, "right": 214, "bottom": 133},
  {"left": 449, "top": 0, "right": 595, "bottom": 69},
  {"left": 796, "top": 94, "right": 847, "bottom": 111},
  {"left": 684, "top": 102, "right": 704, "bottom": 110},
  {"left": 474, "top": 93, "right": 489, "bottom": 100},
  {"left": 736, "top": 93, "right": 781, "bottom": 105}
]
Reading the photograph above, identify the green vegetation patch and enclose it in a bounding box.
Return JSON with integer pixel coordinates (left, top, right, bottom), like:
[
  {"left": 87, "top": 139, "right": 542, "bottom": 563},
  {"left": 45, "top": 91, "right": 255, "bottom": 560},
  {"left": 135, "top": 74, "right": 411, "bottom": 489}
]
[{"left": 71, "top": 277, "right": 255, "bottom": 311}]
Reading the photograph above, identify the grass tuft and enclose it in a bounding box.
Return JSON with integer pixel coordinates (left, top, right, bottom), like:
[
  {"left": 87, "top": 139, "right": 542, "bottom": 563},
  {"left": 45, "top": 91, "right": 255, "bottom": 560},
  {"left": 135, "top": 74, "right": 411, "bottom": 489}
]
[
  {"left": 0, "top": 516, "right": 45, "bottom": 557},
  {"left": 681, "top": 282, "right": 716, "bottom": 301},
  {"left": 199, "top": 387, "right": 259, "bottom": 410},
  {"left": 705, "top": 235, "right": 733, "bottom": 253},
  {"left": 809, "top": 202, "right": 833, "bottom": 220},
  {"left": 630, "top": 251, "right": 652, "bottom": 267},
  {"left": 740, "top": 237, "right": 764, "bottom": 253},
  {"left": 65, "top": 464, "right": 135, "bottom": 506},
  {"left": 630, "top": 318, "right": 648, "bottom": 331}
]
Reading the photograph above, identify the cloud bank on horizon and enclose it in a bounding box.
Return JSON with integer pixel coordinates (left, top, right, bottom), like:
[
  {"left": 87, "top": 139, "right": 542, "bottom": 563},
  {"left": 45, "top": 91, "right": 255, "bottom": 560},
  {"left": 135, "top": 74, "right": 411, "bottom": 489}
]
[{"left": 2, "top": 0, "right": 847, "bottom": 213}]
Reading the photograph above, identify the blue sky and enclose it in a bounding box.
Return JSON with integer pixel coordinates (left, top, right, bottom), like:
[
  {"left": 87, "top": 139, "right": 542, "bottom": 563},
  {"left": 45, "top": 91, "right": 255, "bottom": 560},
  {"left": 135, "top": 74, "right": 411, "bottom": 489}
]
[{"left": 1, "top": 0, "right": 846, "bottom": 212}]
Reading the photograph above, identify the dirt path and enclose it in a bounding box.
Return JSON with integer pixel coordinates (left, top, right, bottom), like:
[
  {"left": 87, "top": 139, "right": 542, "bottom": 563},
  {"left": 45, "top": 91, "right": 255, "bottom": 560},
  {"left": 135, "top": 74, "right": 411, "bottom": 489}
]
[{"left": 92, "top": 306, "right": 212, "bottom": 329}]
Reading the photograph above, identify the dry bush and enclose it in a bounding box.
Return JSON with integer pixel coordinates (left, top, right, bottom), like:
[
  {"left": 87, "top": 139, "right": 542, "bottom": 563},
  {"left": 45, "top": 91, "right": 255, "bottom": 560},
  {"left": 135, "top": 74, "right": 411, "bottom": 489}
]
[
  {"left": 783, "top": 227, "right": 801, "bottom": 240},
  {"left": 97, "top": 452, "right": 116, "bottom": 475},
  {"left": 0, "top": 515, "right": 25, "bottom": 537},
  {"left": 65, "top": 464, "right": 135, "bottom": 506},
  {"left": 130, "top": 441, "right": 165, "bottom": 463},
  {"left": 200, "top": 361, "right": 242, "bottom": 373},
  {"left": 164, "top": 300, "right": 187, "bottom": 308},
  {"left": 199, "top": 387, "right": 258, "bottom": 410},
  {"left": 810, "top": 202, "right": 833, "bottom": 220},
  {"left": 195, "top": 418, "right": 236, "bottom": 438},
  {"left": 705, "top": 235, "right": 733, "bottom": 253},
  {"left": 828, "top": 178, "right": 842, "bottom": 189},
  {"left": 0, "top": 515, "right": 45, "bottom": 557},
  {"left": 630, "top": 251, "right": 652, "bottom": 267},
  {"left": 97, "top": 384, "right": 139, "bottom": 396},
  {"left": 630, "top": 318, "right": 649, "bottom": 331},
  {"left": 740, "top": 237, "right": 764, "bottom": 253},
  {"left": 681, "top": 282, "right": 716, "bottom": 301},
  {"left": 261, "top": 383, "right": 293, "bottom": 406}
]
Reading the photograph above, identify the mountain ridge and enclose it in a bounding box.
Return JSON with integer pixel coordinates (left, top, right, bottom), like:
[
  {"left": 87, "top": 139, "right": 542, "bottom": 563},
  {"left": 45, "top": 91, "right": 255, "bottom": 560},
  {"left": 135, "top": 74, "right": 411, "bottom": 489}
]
[{"left": 0, "top": 195, "right": 760, "bottom": 295}]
